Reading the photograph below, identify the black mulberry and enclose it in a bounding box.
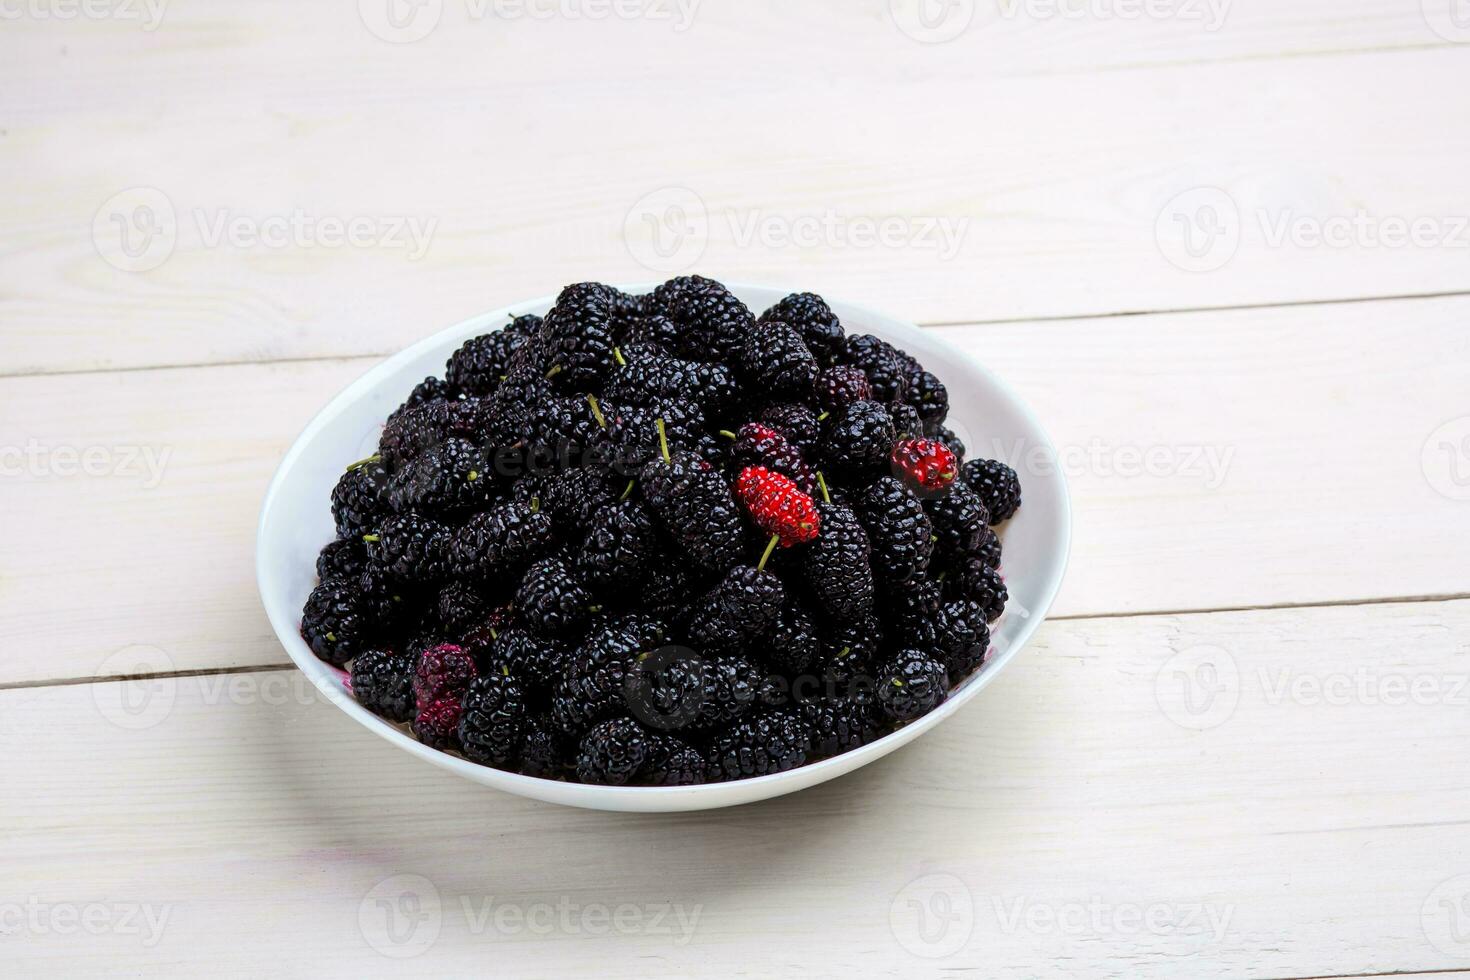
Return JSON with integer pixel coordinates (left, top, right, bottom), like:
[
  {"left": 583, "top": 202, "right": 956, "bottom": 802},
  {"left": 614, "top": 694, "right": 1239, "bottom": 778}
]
[
  {"left": 576, "top": 716, "right": 652, "bottom": 785},
  {"left": 364, "top": 513, "right": 450, "bottom": 583},
  {"left": 876, "top": 652, "right": 948, "bottom": 723},
  {"left": 854, "top": 477, "right": 934, "bottom": 588},
  {"left": 515, "top": 554, "right": 592, "bottom": 639},
  {"left": 739, "top": 320, "right": 819, "bottom": 401},
  {"left": 685, "top": 566, "right": 786, "bottom": 655},
  {"left": 760, "top": 292, "right": 845, "bottom": 364},
  {"left": 459, "top": 672, "right": 530, "bottom": 768},
  {"left": 641, "top": 451, "right": 745, "bottom": 573},
  {"left": 840, "top": 334, "right": 908, "bottom": 402},
  {"left": 962, "top": 457, "right": 1022, "bottom": 523},
  {"left": 822, "top": 400, "right": 896, "bottom": 478},
  {"left": 350, "top": 648, "right": 415, "bottom": 722},
  {"left": 707, "top": 709, "right": 811, "bottom": 780},
  {"left": 800, "top": 501, "right": 876, "bottom": 626}
]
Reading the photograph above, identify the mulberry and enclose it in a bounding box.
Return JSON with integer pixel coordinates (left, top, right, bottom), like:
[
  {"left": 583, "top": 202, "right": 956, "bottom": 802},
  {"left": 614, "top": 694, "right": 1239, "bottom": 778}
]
[
  {"left": 350, "top": 648, "right": 415, "bottom": 722},
  {"left": 515, "top": 554, "right": 592, "bottom": 639},
  {"left": 759, "top": 292, "right": 845, "bottom": 364},
  {"left": 800, "top": 501, "right": 876, "bottom": 625},
  {"left": 853, "top": 477, "right": 934, "bottom": 587},
  {"left": 301, "top": 580, "right": 373, "bottom": 667},
  {"left": 822, "top": 400, "right": 896, "bottom": 478},
  {"left": 739, "top": 320, "right": 819, "bottom": 401},
  {"left": 685, "top": 566, "right": 786, "bottom": 655},
  {"left": 962, "top": 458, "right": 1022, "bottom": 523},
  {"left": 707, "top": 709, "right": 811, "bottom": 780}
]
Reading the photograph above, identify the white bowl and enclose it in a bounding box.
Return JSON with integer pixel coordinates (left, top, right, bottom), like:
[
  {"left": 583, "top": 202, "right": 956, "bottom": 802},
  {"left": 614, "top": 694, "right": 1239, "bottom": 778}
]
[{"left": 257, "top": 284, "right": 1070, "bottom": 812}]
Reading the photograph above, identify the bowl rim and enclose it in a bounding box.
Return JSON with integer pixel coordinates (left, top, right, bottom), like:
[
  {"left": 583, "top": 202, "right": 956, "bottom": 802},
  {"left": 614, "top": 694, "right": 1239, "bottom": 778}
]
[{"left": 256, "top": 283, "right": 1072, "bottom": 807}]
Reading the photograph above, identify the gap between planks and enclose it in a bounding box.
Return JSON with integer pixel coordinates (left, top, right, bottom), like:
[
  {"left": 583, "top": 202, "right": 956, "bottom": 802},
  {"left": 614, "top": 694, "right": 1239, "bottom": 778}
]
[
  {"left": 4, "top": 286, "right": 1470, "bottom": 383},
  {"left": 4, "top": 591, "right": 1467, "bottom": 695}
]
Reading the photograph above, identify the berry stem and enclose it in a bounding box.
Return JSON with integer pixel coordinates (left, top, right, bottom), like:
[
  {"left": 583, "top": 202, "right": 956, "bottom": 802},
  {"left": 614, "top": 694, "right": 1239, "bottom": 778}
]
[
  {"left": 620, "top": 479, "right": 635, "bottom": 501},
  {"left": 587, "top": 393, "right": 607, "bottom": 430},
  {"left": 718, "top": 430, "right": 737, "bottom": 440},
  {"left": 758, "top": 533, "right": 780, "bottom": 571},
  {"left": 816, "top": 471, "right": 831, "bottom": 505},
  {"left": 545, "top": 364, "right": 563, "bottom": 380},
  {"left": 345, "top": 454, "right": 381, "bottom": 472},
  {"left": 529, "top": 496, "right": 540, "bottom": 513},
  {"left": 656, "top": 417, "right": 670, "bottom": 463},
  {"left": 613, "top": 346, "right": 626, "bottom": 367},
  {"left": 361, "top": 534, "right": 380, "bottom": 543}
]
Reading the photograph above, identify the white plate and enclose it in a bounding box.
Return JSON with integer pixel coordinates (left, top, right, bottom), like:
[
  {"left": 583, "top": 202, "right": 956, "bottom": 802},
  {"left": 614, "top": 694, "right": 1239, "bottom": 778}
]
[{"left": 256, "top": 284, "right": 1071, "bottom": 812}]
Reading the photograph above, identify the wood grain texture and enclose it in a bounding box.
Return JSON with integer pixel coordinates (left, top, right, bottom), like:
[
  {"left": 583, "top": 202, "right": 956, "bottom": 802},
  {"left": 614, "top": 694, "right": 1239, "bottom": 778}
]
[
  {"left": 3, "top": 293, "right": 1466, "bottom": 687},
  {"left": 4, "top": 599, "right": 1469, "bottom": 978},
  {"left": 3, "top": 7, "right": 1470, "bottom": 374}
]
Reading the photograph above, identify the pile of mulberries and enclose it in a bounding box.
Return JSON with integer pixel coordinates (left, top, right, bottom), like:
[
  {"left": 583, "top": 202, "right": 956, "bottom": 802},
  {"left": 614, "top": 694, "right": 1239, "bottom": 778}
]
[{"left": 302, "top": 278, "right": 1020, "bottom": 786}]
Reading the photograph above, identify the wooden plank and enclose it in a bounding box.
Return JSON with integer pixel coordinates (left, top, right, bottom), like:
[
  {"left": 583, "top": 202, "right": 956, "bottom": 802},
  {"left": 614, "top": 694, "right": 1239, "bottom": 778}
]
[
  {"left": 3, "top": 28, "right": 1470, "bottom": 373},
  {"left": 0, "top": 0, "right": 1449, "bottom": 102},
  {"left": 3, "top": 600, "right": 1469, "bottom": 977},
  {"left": 958, "top": 294, "right": 1470, "bottom": 618},
  {"left": 2, "top": 293, "right": 1466, "bottom": 686}
]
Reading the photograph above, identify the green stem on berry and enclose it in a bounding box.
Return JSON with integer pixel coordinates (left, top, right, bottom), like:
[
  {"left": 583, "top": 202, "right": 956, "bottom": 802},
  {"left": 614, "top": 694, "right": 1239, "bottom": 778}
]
[
  {"left": 361, "top": 534, "right": 380, "bottom": 543},
  {"left": 587, "top": 604, "right": 603, "bottom": 614},
  {"left": 816, "top": 471, "right": 831, "bottom": 505},
  {"left": 839, "top": 646, "right": 851, "bottom": 657},
  {"left": 656, "top": 417, "right": 670, "bottom": 463},
  {"left": 467, "top": 470, "right": 480, "bottom": 482},
  {"left": 613, "top": 346, "right": 626, "bottom": 367},
  {"left": 545, "top": 364, "right": 563, "bottom": 380},
  {"left": 490, "top": 627, "right": 498, "bottom": 640},
  {"left": 817, "top": 411, "right": 830, "bottom": 422},
  {"left": 757, "top": 533, "right": 780, "bottom": 571},
  {"left": 345, "top": 454, "right": 381, "bottom": 472},
  {"left": 587, "top": 393, "right": 607, "bottom": 430},
  {"left": 501, "top": 664, "right": 510, "bottom": 677},
  {"left": 620, "top": 479, "right": 635, "bottom": 501},
  {"left": 718, "top": 430, "right": 737, "bottom": 441},
  {"left": 529, "top": 496, "right": 540, "bottom": 513}
]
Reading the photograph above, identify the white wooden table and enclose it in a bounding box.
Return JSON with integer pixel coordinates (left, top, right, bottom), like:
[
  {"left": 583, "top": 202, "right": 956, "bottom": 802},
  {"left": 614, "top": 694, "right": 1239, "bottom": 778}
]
[{"left": 4, "top": 3, "right": 1469, "bottom": 976}]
